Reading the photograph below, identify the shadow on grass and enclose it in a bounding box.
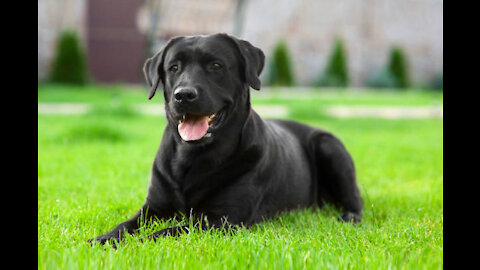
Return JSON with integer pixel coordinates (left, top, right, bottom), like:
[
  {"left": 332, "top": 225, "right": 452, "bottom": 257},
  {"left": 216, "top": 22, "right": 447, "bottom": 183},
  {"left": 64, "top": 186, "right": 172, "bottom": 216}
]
[
  {"left": 88, "top": 103, "right": 140, "bottom": 118},
  {"left": 61, "top": 122, "right": 133, "bottom": 143}
]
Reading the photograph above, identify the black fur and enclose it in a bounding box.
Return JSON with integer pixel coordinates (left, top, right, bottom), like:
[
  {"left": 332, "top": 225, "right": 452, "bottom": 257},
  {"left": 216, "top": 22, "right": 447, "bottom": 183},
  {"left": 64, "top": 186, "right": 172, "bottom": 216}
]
[{"left": 91, "top": 33, "right": 362, "bottom": 247}]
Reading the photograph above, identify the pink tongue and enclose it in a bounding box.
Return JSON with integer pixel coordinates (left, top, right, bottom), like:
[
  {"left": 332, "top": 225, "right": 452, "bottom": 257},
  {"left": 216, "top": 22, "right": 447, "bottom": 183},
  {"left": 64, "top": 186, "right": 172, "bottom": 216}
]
[{"left": 178, "top": 115, "right": 209, "bottom": 141}]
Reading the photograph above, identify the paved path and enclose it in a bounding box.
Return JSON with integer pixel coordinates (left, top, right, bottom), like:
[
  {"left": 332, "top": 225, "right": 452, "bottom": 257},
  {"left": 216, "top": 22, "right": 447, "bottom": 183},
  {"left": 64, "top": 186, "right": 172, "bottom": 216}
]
[
  {"left": 325, "top": 105, "right": 443, "bottom": 119},
  {"left": 37, "top": 103, "right": 290, "bottom": 118},
  {"left": 38, "top": 103, "right": 443, "bottom": 119},
  {"left": 37, "top": 103, "right": 90, "bottom": 115}
]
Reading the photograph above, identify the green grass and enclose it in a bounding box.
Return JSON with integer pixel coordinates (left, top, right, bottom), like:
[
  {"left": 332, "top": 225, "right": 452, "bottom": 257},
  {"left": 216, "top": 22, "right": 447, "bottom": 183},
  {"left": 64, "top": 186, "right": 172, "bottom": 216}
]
[
  {"left": 38, "top": 85, "right": 443, "bottom": 269},
  {"left": 38, "top": 83, "right": 443, "bottom": 106}
]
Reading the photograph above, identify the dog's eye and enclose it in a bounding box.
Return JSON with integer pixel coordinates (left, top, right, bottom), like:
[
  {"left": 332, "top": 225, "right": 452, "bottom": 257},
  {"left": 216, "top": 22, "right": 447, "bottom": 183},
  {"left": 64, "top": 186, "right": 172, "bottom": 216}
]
[
  {"left": 211, "top": 63, "right": 223, "bottom": 71},
  {"left": 169, "top": 65, "right": 179, "bottom": 73}
]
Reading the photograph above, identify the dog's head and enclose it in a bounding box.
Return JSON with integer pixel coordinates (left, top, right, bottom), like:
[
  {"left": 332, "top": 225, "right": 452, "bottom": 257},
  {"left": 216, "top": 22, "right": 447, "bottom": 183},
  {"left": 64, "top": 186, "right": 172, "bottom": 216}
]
[{"left": 143, "top": 33, "right": 265, "bottom": 144}]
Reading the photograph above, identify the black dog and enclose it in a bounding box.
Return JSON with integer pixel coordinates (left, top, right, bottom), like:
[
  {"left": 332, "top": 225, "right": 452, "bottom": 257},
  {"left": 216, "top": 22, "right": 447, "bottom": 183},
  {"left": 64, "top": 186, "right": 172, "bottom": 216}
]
[{"left": 92, "top": 33, "right": 362, "bottom": 246}]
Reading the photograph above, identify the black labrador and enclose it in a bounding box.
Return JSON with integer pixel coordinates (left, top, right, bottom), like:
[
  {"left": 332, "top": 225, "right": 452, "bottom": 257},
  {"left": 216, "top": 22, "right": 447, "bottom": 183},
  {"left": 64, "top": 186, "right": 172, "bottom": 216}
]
[{"left": 92, "top": 33, "right": 362, "bottom": 246}]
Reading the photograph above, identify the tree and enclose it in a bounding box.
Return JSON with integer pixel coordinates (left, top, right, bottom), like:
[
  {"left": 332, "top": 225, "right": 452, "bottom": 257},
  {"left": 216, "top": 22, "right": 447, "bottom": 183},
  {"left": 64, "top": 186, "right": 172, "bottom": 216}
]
[
  {"left": 366, "top": 46, "right": 411, "bottom": 89},
  {"left": 388, "top": 46, "right": 410, "bottom": 88},
  {"left": 267, "top": 40, "right": 294, "bottom": 86},
  {"left": 317, "top": 38, "right": 349, "bottom": 87},
  {"left": 49, "top": 30, "right": 88, "bottom": 85}
]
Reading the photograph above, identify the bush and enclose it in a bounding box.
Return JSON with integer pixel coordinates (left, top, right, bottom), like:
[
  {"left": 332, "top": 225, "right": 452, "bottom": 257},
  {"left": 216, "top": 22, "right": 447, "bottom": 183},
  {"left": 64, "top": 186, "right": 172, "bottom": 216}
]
[
  {"left": 388, "top": 46, "right": 410, "bottom": 88},
  {"left": 430, "top": 72, "right": 443, "bottom": 91},
  {"left": 49, "top": 30, "right": 88, "bottom": 85},
  {"left": 267, "top": 40, "right": 294, "bottom": 86},
  {"left": 317, "top": 38, "right": 349, "bottom": 87},
  {"left": 367, "top": 46, "right": 410, "bottom": 89}
]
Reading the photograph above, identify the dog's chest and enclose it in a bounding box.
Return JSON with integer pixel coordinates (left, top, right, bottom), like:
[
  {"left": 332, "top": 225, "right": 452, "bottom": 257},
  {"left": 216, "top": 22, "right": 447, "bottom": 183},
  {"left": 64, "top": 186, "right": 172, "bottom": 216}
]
[{"left": 166, "top": 146, "right": 261, "bottom": 212}]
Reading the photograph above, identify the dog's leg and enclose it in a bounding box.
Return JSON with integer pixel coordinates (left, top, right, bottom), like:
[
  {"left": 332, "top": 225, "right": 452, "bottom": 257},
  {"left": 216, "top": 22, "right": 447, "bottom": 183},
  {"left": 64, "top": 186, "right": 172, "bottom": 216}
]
[
  {"left": 142, "top": 225, "right": 191, "bottom": 241},
  {"left": 141, "top": 215, "right": 236, "bottom": 242},
  {"left": 313, "top": 133, "right": 363, "bottom": 223},
  {"left": 90, "top": 205, "right": 168, "bottom": 247}
]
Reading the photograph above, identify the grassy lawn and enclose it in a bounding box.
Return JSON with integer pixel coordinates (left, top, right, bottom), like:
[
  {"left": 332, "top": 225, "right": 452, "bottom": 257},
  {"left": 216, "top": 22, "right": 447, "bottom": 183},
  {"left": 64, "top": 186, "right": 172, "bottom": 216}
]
[{"left": 38, "top": 85, "right": 443, "bottom": 269}]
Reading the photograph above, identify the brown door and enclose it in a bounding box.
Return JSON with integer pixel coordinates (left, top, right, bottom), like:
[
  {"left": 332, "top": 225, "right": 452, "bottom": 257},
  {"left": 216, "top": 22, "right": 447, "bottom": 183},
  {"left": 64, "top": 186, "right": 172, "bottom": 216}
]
[{"left": 87, "top": 0, "right": 146, "bottom": 84}]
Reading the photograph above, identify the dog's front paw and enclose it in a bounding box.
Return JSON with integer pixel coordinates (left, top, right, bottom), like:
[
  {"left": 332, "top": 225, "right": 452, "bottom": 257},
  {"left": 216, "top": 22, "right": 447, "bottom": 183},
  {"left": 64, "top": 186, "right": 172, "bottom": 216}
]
[
  {"left": 338, "top": 211, "right": 362, "bottom": 224},
  {"left": 88, "top": 233, "right": 120, "bottom": 248}
]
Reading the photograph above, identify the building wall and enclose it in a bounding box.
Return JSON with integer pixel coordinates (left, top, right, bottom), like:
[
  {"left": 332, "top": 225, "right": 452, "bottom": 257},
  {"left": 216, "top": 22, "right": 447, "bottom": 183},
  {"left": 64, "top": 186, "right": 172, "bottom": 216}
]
[
  {"left": 241, "top": 0, "right": 443, "bottom": 86},
  {"left": 38, "top": 0, "right": 443, "bottom": 87}
]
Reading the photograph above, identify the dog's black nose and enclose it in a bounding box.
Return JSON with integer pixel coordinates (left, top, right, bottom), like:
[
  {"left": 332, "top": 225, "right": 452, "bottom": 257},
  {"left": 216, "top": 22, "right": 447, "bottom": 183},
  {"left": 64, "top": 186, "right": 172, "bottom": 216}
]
[{"left": 174, "top": 87, "right": 198, "bottom": 102}]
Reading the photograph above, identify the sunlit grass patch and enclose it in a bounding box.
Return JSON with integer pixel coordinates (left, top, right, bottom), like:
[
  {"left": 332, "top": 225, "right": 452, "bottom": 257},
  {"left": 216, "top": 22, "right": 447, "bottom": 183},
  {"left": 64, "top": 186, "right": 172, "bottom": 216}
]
[{"left": 38, "top": 86, "right": 442, "bottom": 269}]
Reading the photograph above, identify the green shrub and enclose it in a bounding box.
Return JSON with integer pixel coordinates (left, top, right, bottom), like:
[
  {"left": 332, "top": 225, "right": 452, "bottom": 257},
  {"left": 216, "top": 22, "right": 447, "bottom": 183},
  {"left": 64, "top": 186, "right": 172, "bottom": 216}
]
[
  {"left": 49, "top": 30, "right": 88, "bottom": 85},
  {"left": 388, "top": 46, "right": 410, "bottom": 88},
  {"left": 430, "top": 72, "right": 443, "bottom": 91},
  {"left": 267, "top": 40, "right": 294, "bottom": 86},
  {"left": 367, "top": 46, "right": 410, "bottom": 89},
  {"left": 317, "top": 38, "right": 349, "bottom": 87}
]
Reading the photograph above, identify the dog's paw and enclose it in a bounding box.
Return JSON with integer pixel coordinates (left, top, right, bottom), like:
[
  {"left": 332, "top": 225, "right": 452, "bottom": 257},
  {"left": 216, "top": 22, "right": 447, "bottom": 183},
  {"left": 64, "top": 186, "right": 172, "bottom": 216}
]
[
  {"left": 338, "top": 211, "right": 362, "bottom": 224},
  {"left": 138, "top": 231, "right": 164, "bottom": 244},
  {"left": 88, "top": 234, "right": 120, "bottom": 249}
]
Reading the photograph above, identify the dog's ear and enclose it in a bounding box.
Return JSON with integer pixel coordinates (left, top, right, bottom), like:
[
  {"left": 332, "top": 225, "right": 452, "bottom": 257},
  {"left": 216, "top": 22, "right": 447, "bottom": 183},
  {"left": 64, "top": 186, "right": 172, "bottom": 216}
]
[
  {"left": 225, "top": 35, "right": 265, "bottom": 90},
  {"left": 143, "top": 37, "right": 183, "bottom": 100}
]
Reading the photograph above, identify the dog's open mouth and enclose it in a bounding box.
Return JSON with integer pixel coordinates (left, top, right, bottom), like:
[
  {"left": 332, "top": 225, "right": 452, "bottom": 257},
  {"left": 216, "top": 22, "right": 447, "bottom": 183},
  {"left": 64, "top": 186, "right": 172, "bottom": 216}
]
[{"left": 177, "top": 110, "right": 225, "bottom": 142}]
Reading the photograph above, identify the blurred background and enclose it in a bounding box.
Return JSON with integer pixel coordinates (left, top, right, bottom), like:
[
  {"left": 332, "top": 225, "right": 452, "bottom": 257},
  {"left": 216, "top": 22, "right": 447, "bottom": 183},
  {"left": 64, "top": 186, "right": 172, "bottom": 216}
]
[{"left": 38, "top": 0, "right": 443, "bottom": 90}]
